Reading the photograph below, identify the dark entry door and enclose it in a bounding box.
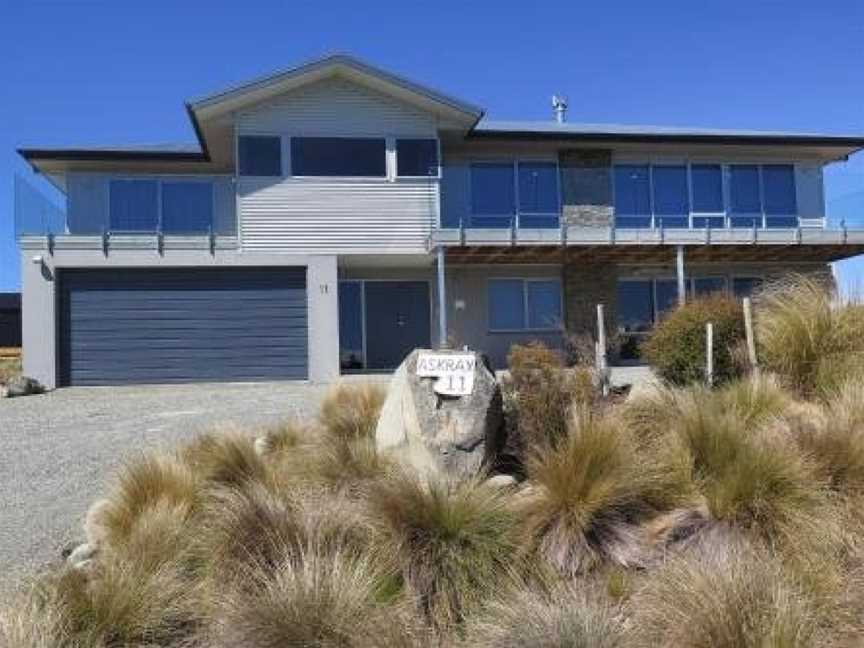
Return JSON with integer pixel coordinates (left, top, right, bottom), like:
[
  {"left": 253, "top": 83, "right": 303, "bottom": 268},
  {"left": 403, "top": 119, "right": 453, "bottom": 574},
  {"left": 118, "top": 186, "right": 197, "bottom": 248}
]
[{"left": 364, "top": 281, "right": 430, "bottom": 370}]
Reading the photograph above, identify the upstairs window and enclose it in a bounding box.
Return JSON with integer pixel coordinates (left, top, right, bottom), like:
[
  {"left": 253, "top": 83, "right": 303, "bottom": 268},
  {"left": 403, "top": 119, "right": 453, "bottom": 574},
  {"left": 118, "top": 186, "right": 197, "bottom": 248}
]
[
  {"left": 518, "top": 162, "right": 560, "bottom": 227},
  {"left": 238, "top": 136, "right": 282, "bottom": 176},
  {"left": 469, "top": 161, "right": 559, "bottom": 228},
  {"left": 291, "top": 137, "right": 386, "bottom": 177},
  {"left": 488, "top": 278, "right": 561, "bottom": 331},
  {"left": 397, "top": 139, "right": 439, "bottom": 177},
  {"left": 691, "top": 164, "right": 725, "bottom": 228},
  {"left": 730, "top": 164, "right": 797, "bottom": 227},
  {"left": 614, "top": 165, "right": 651, "bottom": 228},
  {"left": 651, "top": 165, "right": 689, "bottom": 228},
  {"left": 109, "top": 179, "right": 158, "bottom": 231},
  {"left": 161, "top": 182, "right": 213, "bottom": 233},
  {"left": 470, "top": 162, "right": 516, "bottom": 222}
]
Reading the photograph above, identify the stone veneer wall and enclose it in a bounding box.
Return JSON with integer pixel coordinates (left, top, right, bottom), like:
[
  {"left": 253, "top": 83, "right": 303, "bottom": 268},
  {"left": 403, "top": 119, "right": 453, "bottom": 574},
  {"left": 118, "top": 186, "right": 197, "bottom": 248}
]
[
  {"left": 558, "top": 149, "right": 614, "bottom": 227},
  {"left": 563, "top": 261, "right": 618, "bottom": 339}
]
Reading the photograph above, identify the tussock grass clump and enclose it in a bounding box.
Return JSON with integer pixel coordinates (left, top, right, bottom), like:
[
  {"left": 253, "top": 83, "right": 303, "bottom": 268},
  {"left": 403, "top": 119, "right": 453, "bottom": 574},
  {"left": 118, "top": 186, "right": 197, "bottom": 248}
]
[
  {"left": 462, "top": 576, "right": 625, "bottom": 648},
  {"left": 517, "top": 408, "right": 688, "bottom": 576},
  {"left": 310, "top": 437, "right": 393, "bottom": 494},
  {"left": 201, "top": 545, "right": 420, "bottom": 648},
  {"left": 255, "top": 420, "right": 310, "bottom": 457},
  {"left": 643, "top": 293, "right": 745, "bottom": 386},
  {"left": 369, "top": 470, "right": 517, "bottom": 629},
  {"left": 630, "top": 542, "right": 819, "bottom": 648},
  {"left": 755, "top": 274, "right": 864, "bottom": 396},
  {"left": 180, "top": 430, "right": 267, "bottom": 488},
  {"left": 319, "top": 383, "right": 386, "bottom": 442},
  {"left": 91, "top": 451, "right": 198, "bottom": 549}
]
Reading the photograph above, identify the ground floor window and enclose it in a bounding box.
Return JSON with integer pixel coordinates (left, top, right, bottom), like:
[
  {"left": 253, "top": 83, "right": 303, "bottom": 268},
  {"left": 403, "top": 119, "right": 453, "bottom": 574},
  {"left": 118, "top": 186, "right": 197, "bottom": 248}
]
[{"left": 488, "top": 278, "right": 562, "bottom": 332}]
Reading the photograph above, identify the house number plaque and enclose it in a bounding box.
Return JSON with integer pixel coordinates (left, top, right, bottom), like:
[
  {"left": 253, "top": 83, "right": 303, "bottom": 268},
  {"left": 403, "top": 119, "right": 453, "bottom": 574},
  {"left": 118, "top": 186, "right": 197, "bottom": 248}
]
[{"left": 416, "top": 352, "right": 476, "bottom": 396}]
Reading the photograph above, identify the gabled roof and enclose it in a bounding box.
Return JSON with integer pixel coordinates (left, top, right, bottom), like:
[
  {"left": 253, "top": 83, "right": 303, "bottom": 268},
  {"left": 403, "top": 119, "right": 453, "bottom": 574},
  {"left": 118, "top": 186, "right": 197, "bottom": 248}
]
[{"left": 187, "top": 53, "right": 484, "bottom": 125}]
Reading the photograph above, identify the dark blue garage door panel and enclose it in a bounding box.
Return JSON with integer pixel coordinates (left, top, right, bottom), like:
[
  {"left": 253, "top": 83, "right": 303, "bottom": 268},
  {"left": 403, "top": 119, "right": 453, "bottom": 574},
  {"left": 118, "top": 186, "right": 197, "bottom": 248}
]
[{"left": 60, "top": 268, "right": 307, "bottom": 385}]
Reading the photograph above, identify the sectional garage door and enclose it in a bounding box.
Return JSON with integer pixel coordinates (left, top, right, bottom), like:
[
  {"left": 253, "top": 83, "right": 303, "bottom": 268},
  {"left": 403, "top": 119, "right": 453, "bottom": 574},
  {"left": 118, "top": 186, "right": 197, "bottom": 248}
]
[{"left": 59, "top": 268, "right": 308, "bottom": 386}]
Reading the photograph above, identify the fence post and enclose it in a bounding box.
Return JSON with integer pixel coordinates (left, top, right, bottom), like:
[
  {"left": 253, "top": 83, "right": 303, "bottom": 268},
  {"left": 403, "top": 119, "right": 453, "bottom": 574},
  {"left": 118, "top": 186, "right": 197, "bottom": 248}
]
[
  {"left": 706, "top": 322, "right": 714, "bottom": 388},
  {"left": 596, "top": 303, "right": 609, "bottom": 396},
  {"left": 743, "top": 297, "right": 759, "bottom": 377}
]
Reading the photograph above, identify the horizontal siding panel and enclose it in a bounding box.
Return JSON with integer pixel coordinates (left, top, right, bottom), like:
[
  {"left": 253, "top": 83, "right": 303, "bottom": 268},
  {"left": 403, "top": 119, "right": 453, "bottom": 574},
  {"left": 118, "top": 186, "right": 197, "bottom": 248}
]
[
  {"left": 236, "top": 78, "right": 437, "bottom": 135},
  {"left": 239, "top": 179, "right": 437, "bottom": 252}
]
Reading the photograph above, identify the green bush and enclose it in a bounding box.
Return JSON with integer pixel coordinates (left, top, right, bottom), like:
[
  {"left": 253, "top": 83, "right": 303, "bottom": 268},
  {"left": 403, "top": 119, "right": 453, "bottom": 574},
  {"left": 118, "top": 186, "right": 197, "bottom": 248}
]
[{"left": 643, "top": 294, "right": 745, "bottom": 386}]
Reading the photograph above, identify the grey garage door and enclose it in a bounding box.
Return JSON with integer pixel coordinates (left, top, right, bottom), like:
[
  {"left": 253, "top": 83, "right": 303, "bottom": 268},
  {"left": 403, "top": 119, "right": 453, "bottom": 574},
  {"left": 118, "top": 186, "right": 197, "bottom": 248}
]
[{"left": 59, "top": 268, "right": 307, "bottom": 386}]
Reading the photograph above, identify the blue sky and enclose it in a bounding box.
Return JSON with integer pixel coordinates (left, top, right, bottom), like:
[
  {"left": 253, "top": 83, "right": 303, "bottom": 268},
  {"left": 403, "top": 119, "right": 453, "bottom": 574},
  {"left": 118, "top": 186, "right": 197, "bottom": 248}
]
[{"left": 2, "top": 0, "right": 863, "bottom": 292}]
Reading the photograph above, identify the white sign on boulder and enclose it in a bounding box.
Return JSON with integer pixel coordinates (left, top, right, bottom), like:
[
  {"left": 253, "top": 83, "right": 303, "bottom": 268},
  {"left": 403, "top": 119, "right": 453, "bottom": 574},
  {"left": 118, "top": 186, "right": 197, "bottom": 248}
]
[{"left": 416, "top": 352, "right": 476, "bottom": 396}]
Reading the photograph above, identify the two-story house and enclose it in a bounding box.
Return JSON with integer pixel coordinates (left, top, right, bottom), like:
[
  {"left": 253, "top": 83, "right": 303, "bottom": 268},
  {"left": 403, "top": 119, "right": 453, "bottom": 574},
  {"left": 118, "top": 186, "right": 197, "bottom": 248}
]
[{"left": 16, "top": 54, "right": 864, "bottom": 388}]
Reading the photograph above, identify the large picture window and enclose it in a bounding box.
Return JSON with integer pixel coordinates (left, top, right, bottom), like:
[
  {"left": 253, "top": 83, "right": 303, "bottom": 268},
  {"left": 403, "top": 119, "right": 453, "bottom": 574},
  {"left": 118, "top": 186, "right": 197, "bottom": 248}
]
[
  {"left": 238, "top": 136, "right": 282, "bottom": 177},
  {"left": 614, "top": 162, "right": 797, "bottom": 229},
  {"left": 291, "top": 137, "right": 386, "bottom": 177},
  {"left": 488, "top": 278, "right": 561, "bottom": 331},
  {"left": 470, "top": 160, "right": 559, "bottom": 228},
  {"left": 396, "top": 139, "right": 439, "bottom": 177},
  {"left": 109, "top": 178, "right": 214, "bottom": 233}
]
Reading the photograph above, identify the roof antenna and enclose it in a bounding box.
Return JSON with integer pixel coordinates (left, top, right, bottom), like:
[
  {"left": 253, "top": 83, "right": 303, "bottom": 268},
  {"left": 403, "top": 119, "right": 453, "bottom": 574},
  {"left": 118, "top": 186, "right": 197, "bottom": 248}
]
[{"left": 552, "top": 95, "right": 568, "bottom": 123}]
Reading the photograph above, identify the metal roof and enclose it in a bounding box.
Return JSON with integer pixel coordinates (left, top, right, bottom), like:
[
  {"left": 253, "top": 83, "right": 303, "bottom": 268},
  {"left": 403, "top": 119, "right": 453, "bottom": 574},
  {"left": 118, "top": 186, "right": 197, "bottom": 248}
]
[
  {"left": 18, "top": 143, "right": 205, "bottom": 162},
  {"left": 473, "top": 119, "right": 864, "bottom": 148}
]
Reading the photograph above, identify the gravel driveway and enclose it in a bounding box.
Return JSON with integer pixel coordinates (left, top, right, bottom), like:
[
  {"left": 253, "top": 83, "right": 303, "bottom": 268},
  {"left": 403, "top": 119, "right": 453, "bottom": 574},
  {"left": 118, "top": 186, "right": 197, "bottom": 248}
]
[{"left": 0, "top": 380, "right": 382, "bottom": 590}]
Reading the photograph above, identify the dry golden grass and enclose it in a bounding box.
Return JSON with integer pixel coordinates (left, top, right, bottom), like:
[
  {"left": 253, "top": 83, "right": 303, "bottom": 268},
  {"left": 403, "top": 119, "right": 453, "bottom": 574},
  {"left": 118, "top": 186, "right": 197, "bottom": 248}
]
[
  {"left": 0, "top": 355, "right": 21, "bottom": 385},
  {"left": 319, "top": 383, "right": 386, "bottom": 442},
  {"left": 368, "top": 470, "right": 518, "bottom": 629},
  {"left": 180, "top": 430, "right": 268, "bottom": 488}
]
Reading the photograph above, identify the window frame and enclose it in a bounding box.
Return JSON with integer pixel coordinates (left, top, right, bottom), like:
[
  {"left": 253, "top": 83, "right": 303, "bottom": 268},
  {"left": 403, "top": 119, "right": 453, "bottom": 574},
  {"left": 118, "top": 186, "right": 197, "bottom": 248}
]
[
  {"left": 487, "top": 277, "right": 563, "bottom": 333},
  {"left": 395, "top": 138, "right": 442, "bottom": 179},
  {"left": 469, "top": 159, "right": 561, "bottom": 227},
  {"left": 237, "top": 134, "right": 284, "bottom": 178},
  {"left": 612, "top": 160, "right": 799, "bottom": 230},
  {"left": 107, "top": 175, "right": 218, "bottom": 234}
]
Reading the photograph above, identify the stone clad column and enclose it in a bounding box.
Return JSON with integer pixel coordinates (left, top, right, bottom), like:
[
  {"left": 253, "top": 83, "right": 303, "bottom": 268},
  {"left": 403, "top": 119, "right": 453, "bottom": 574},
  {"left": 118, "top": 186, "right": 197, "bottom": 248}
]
[{"left": 558, "top": 149, "right": 618, "bottom": 341}]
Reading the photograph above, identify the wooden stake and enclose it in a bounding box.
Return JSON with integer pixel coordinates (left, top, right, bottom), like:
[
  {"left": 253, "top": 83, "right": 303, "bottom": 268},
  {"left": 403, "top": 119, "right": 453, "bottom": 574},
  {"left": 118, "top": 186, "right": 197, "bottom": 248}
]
[
  {"left": 597, "top": 303, "right": 609, "bottom": 396},
  {"left": 706, "top": 322, "right": 714, "bottom": 388},
  {"left": 743, "top": 297, "right": 759, "bottom": 376}
]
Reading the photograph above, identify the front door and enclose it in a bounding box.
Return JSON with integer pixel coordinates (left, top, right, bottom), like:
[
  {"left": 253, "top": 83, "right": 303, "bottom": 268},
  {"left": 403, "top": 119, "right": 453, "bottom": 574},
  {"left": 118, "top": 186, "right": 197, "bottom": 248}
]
[{"left": 364, "top": 281, "right": 431, "bottom": 370}]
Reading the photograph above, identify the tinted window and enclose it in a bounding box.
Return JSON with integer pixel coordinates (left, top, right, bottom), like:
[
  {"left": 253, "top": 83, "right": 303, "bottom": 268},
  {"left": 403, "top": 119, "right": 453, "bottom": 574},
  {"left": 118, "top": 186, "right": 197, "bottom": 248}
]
[
  {"left": 397, "top": 139, "right": 439, "bottom": 177},
  {"left": 617, "top": 281, "right": 654, "bottom": 333},
  {"left": 762, "top": 165, "right": 797, "bottom": 215},
  {"left": 527, "top": 280, "right": 561, "bottom": 329},
  {"left": 733, "top": 277, "right": 763, "bottom": 298},
  {"left": 238, "top": 136, "right": 282, "bottom": 176},
  {"left": 694, "top": 277, "right": 727, "bottom": 296},
  {"left": 653, "top": 166, "right": 689, "bottom": 215},
  {"left": 109, "top": 180, "right": 158, "bottom": 231},
  {"left": 729, "top": 165, "right": 761, "bottom": 213},
  {"left": 161, "top": 182, "right": 213, "bottom": 233},
  {"left": 339, "top": 282, "right": 364, "bottom": 370},
  {"left": 471, "top": 163, "right": 516, "bottom": 217},
  {"left": 291, "top": 137, "right": 385, "bottom": 177},
  {"left": 488, "top": 279, "right": 524, "bottom": 330},
  {"left": 691, "top": 164, "right": 724, "bottom": 212},
  {"left": 655, "top": 279, "right": 679, "bottom": 319},
  {"left": 614, "top": 165, "right": 651, "bottom": 215},
  {"left": 518, "top": 162, "right": 559, "bottom": 214}
]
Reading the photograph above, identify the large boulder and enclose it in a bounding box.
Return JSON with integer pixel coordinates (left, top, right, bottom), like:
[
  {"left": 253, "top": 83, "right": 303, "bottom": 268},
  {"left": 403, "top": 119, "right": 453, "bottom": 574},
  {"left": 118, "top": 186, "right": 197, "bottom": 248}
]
[{"left": 375, "top": 349, "right": 505, "bottom": 480}]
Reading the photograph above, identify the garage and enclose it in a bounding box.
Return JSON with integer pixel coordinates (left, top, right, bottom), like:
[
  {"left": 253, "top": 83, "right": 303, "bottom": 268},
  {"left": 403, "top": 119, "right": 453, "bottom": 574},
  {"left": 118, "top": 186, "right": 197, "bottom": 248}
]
[{"left": 59, "top": 268, "right": 308, "bottom": 386}]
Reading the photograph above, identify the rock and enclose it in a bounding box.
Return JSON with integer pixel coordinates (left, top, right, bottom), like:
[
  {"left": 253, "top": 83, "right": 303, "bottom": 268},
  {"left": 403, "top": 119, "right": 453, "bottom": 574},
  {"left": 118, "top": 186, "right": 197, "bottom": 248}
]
[
  {"left": 5, "top": 376, "right": 45, "bottom": 398},
  {"left": 67, "top": 542, "right": 98, "bottom": 568},
  {"left": 375, "top": 349, "right": 505, "bottom": 480},
  {"left": 486, "top": 474, "right": 518, "bottom": 488},
  {"left": 253, "top": 436, "right": 269, "bottom": 456}
]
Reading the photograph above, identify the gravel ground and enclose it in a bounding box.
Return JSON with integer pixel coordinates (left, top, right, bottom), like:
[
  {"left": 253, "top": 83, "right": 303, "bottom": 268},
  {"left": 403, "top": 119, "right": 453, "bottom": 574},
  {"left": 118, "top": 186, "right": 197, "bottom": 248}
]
[{"left": 0, "top": 379, "right": 386, "bottom": 591}]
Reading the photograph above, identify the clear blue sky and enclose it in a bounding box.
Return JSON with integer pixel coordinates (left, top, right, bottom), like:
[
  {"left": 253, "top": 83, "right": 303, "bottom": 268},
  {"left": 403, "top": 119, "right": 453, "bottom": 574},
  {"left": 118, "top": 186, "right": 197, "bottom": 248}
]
[{"left": 2, "top": 0, "right": 863, "bottom": 292}]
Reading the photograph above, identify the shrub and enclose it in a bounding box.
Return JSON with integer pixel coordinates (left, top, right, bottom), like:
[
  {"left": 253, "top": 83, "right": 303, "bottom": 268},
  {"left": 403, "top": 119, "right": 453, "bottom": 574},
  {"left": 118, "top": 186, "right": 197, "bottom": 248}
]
[
  {"left": 630, "top": 542, "right": 819, "bottom": 648},
  {"left": 368, "top": 471, "right": 517, "bottom": 629},
  {"left": 643, "top": 293, "right": 745, "bottom": 386},
  {"left": 755, "top": 274, "right": 864, "bottom": 396},
  {"left": 504, "top": 342, "right": 595, "bottom": 453},
  {"left": 461, "top": 577, "right": 624, "bottom": 648},
  {"left": 200, "top": 545, "right": 420, "bottom": 648},
  {"left": 319, "top": 383, "right": 386, "bottom": 442},
  {"left": 517, "top": 408, "right": 686, "bottom": 576}
]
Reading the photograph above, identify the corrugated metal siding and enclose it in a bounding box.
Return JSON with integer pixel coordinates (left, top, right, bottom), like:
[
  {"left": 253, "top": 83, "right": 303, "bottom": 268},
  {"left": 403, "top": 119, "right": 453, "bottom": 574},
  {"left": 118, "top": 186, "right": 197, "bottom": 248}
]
[
  {"left": 59, "top": 268, "right": 307, "bottom": 385},
  {"left": 239, "top": 179, "right": 437, "bottom": 252},
  {"left": 236, "top": 78, "right": 437, "bottom": 135}
]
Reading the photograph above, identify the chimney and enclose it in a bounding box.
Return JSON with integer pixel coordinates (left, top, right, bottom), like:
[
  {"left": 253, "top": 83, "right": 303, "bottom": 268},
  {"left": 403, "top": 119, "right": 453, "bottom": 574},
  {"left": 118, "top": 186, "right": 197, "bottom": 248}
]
[{"left": 552, "top": 95, "right": 568, "bottom": 123}]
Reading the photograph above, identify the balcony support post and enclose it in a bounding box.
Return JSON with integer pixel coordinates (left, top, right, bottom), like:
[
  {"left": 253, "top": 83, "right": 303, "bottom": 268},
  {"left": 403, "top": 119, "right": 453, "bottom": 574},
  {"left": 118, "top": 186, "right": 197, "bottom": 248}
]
[
  {"left": 436, "top": 245, "right": 448, "bottom": 349},
  {"left": 676, "top": 244, "right": 686, "bottom": 307}
]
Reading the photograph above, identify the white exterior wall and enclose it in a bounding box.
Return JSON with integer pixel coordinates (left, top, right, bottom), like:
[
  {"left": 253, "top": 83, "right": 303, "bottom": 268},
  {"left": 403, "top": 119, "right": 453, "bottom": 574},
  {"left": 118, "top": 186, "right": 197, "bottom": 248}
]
[{"left": 236, "top": 78, "right": 440, "bottom": 254}]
